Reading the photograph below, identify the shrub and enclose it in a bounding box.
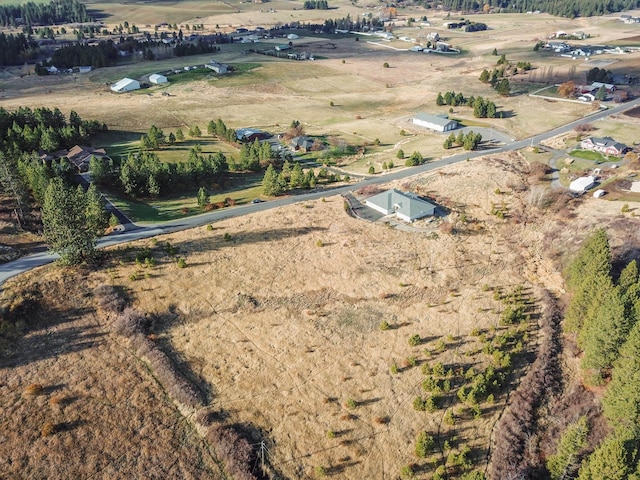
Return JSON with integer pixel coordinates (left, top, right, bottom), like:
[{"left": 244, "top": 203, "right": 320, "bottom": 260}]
[
  {"left": 368, "top": 165, "right": 375, "bottom": 174},
  {"left": 206, "top": 224, "right": 214, "bottom": 231},
  {"left": 621, "top": 203, "right": 630, "bottom": 213},
  {"left": 223, "top": 232, "right": 232, "bottom": 242},
  {"left": 383, "top": 62, "right": 390, "bottom": 68},
  {"left": 326, "top": 429, "right": 336, "bottom": 439},
  {"left": 379, "top": 320, "right": 390, "bottom": 331},
  {"left": 41, "top": 421, "right": 57, "bottom": 437},
  {"left": 400, "top": 464, "right": 415, "bottom": 479},
  {"left": 408, "top": 334, "right": 421, "bottom": 346},
  {"left": 405, "top": 356, "right": 417, "bottom": 367},
  {"left": 390, "top": 362, "right": 399, "bottom": 374},
  {"left": 413, "top": 396, "right": 426, "bottom": 411},
  {"left": 176, "top": 257, "right": 187, "bottom": 268},
  {"left": 206, "top": 425, "right": 254, "bottom": 479},
  {"left": 316, "top": 239, "right": 324, "bottom": 247},
  {"left": 315, "top": 465, "right": 327, "bottom": 477},
  {"left": 345, "top": 398, "right": 358, "bottom": 409},
  {"left": 24, "top": 383, "right": 44, "bottom": 396},
  {"left": 415, "top": 431, "right": 435, "bottom": 458}
]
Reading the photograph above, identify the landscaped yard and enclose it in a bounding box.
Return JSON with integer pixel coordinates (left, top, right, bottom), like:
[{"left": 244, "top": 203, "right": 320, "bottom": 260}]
[
  {"left": 569, "top": 149, "right": 614, "bottom": 163},
  {"left": 104, "top": 171, "right": 264, "bottom": 223}
]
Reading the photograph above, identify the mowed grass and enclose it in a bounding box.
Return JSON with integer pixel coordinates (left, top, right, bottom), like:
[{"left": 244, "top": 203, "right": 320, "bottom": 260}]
[
  {"left": 569, "top": 149, "right": 613, "bottom": 163},
  {"left": 105, "top": 172, "right": 264, "bottom": 223}
]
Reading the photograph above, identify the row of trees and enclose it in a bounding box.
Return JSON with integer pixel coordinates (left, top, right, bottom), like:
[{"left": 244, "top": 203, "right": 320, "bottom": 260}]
[
  {"left": 303, "top": 0, "right": 329, "bottom": 9},
  {"left": 262, "top": 161, "right": 341, "bottom": 196},
  {"left": 443, "top": 131, "right": 482, "bottom": 150},
  {"left": 562, "top": 229, "right": 640, "bottom": 478},
  {"left": 0, "top": 32, "right": 38, "bottom": 66},
  {"left": 0, "top": 106, "right": 106, "bottom": 155},
  {"left": 432, "top": 0, "right": 639, "bottom": 18},
  {"left": 91, "top": 147, "right": 228, "bottom": 198},
  {"left": 0, "top": 0, "right": 90, "bottom": 27},
  {"left": 436, "top": 91, "right": 499, "bottom": 118}
]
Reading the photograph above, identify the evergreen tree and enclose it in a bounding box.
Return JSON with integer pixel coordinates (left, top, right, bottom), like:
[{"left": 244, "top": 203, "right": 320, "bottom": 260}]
[
  {"left": 262, "top": 164, "right": 284, "bottom": 196},
  {"left": 84, "top": 183, "right": 109, "bottom": 236},
  {"left": 42, "top": 177, "right": 97, "bottom": 265},
  {"left": 175, "top": 129, "right": 184, "bottom": 141},
  {"left": 0, "top": 151, "right": 28, "bottom": 227},
  {"left": 547, "top": 416, "right": 589, "bottom": 480},
  {"left": 578, "top": 436, "right": 639, "bottom": 480},
  {"left": 603, "top": 320, "right": 640, "bottom": 438},
  {"left": 479, "top": 69, "right": 490, "bottom": 83},
  {"left": 495, "top": 78, "right": 511, "bottom": 96},
  {"left": 196, "top": 186, "right": 210, "bottom": 208},
  {"left": 436, "top": 92, "right": 445, "bottom": 106},
  {"left": 596, "top": 85, "right": 607, "bottom": 101}
]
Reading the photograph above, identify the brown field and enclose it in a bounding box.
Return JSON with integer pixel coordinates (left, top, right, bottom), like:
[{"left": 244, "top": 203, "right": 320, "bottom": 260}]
[
  {"left": 4, "top": 151, "right": 640, "bottom": 478},
  {"left": 4, "top": 4, "right": 640, "bottom": 479}
]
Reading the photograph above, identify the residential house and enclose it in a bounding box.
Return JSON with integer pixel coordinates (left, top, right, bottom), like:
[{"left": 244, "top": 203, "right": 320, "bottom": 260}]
[
  {"left": 66, "top": 145, "right": 111, "bottom": 172},
  {"left": 365, "top": 189, "right": 436, "bottom": 222},
  {"left": 412, "top": 113, "right": 458, "bottom": 132},
  {"left": 590, "top": 82, "right": 616, "bottom": 93},
  {"left": 291, "top": 136, "right": 314, "bottom": 152},
  {"left": 580, "top": 137, "right": 630, "bottom": 156}
]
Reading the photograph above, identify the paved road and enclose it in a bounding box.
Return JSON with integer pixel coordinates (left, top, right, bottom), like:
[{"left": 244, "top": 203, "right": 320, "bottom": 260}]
[{"left": 1, "top": 97, "right": 639, "bottom": 286}]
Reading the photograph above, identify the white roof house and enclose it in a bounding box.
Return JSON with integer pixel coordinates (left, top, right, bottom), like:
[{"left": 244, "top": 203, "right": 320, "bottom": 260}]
[
  {"left": 412, "top": 113, "right": 458, "bottom": 132},
  {"left": 149, "top": 73, "right": 168, "bottom": 84},
  {"left": 569, "top": 176, "right": 595, "bottom": 194},
  {"left": 111, "top": 78, "right": 140, "bottom": 93},
  {"left": 365, "top": 189, "right": 436, "bottom": 222}
]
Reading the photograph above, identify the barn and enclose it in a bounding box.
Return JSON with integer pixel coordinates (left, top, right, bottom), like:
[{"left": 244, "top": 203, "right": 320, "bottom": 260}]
[
  {"left": 412, "top": 113, "right": 458, "bottom": 132},
  {"left": 149, "top": 73, "right": 168, "bottom": 84},
  {"left": 111, "top": 78, "right": 140, "bottom": 93}
]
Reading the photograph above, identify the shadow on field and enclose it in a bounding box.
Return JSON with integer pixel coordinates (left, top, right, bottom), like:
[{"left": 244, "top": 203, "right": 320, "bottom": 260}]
[{"left": 176, "top": 226, "right": 327, "bottom": 253}]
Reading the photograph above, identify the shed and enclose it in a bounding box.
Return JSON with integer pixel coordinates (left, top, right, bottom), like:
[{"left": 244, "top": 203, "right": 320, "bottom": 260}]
[
  {"left": 365, "top": 189, "right": 436, "bottom": 222},
  {"left": 569, "top": 176, "right": 595, "bottom": 194},
  {"left": 111, "top": 78, "right": 140, "bottom": 93},
  {"left": 412, "top": 113, "right": 458, "bottom": 132},
  {"left": 149, "top": 73, "right": 168, "bottom": 84}
]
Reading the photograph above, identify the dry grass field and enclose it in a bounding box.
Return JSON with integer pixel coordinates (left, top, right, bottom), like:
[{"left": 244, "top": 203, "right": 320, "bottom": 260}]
[
  {"left": 4, "top": 151, "right": 640, "bottom": 478},
  {"left": 3, "top": 3, "right": 640, "bottom": 478}
]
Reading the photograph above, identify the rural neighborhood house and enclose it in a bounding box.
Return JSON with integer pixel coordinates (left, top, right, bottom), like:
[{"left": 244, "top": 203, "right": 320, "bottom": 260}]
[{"left": 365, "top": 189, "right": 437, "bottom": 222}]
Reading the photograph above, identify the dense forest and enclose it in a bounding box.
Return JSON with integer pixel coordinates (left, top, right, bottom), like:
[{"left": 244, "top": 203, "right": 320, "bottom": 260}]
[
  {"left": 0, "top": 0, "right": 91, "bottom": 27},
  {"left": 432, "top": 0, "right": 640, "bottom": 18},
  {"left": 0, "top": 32, "right": 38, "bottom": 66}
]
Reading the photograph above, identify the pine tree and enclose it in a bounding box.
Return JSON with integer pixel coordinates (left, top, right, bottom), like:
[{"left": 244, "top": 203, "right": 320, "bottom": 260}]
[
  {"left": 578, "top": 436, "right": 639, "bottom": 480},
  {"left": 436, "top": 92, "right": 445, "bottom": 105},
  {"left": 547, "top": 416, "right": 589, "bottom": 480},
  {"left": 603, "top": 320, "right": 640, "bottom": 438},
  {"left": 42, "top": 178, "right": 97, "bottom": 265},
  {"left": 175, "top": 129, "right": 184, "bottom": 141},
  {"left": 196, "top": 186, "right": 210, "bottom": 208},
  {"left": 262, "top": 164, "right": 284, "bottom": 196},
  {"left": 85, "top": 183, "right": 109, "bottom": 236},
  {"left": 479, "top": 69, "right": 490, "bottom": 83}
]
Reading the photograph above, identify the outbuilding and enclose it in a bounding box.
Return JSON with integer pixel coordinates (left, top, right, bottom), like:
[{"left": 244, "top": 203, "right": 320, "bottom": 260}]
[
  {"left": 149, "top": 73, "right": 168, "bottom": 84},
  {"left": 412, "top": 113, "right": 458, "bottom": 132},
  {"left": 365, "top": 189, "right": 436, "bottom": 222},
  {"left": 111, "top": 78, "right": 140, "bottom": 93},
  {"left": 569, "top": 176, "right": 595, "bottom": 194}
]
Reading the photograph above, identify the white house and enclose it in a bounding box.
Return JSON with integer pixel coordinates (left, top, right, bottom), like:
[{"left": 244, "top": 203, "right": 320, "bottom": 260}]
[
  {"left": 569, "top": 176, "right": 595, "bottom": 194},
  {"left": 149, "top": 73, "right": 168, "bottom": 84},
  {"left": 365, "top": 189, "right": 436, "bottom": 222},
  {"left": 412, "top": 113, "right": 458, "bottom": 132},
  {"left": 111, "top": 78, "right": 140, "bottom": 93}
]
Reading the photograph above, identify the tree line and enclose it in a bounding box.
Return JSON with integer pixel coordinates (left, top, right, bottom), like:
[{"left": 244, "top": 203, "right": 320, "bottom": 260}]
[
  {"left": 0, "top": 0, "right": 90, "bottom": 27},
  {"left": 429, "top": 0, "right": 639, "bottom": 18},
  {"left": 436, "top": 91, "right": 499, "bottom": 118},
  {"left": 0, "top": 32, "right": 38, "bottom": 66},
  {"left": 303, "top": 0, "right": 329, "bottom": 9},
  {"left": 560, "top": 229, "right": 640, "bottom": 478},
  {"left": 0, "top": 108, "right": 109, "bottom": 264},
  {"left": 0, "top": 106, "right": 106, "bottom": 156},
  {"left": 91, "top": 148, "right": 228, "bottom": 198}
]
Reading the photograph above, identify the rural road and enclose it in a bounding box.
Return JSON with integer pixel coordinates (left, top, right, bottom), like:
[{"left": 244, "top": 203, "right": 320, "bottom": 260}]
[{"left": 1, "top": 97, "right": 639, "bottom": 286}]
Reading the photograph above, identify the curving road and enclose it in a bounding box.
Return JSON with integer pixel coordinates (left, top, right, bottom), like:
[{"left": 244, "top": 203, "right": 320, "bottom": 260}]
[{"left": 1, "top": 97, "right": 639, "bottom": 286}]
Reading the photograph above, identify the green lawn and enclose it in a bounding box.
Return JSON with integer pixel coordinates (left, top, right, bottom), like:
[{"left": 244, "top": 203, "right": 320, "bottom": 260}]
[
  {"left": 568, "top": 149, "right": 613, "bottom": 163},
  {"left": 104, "top": 171, "right": 264, "bottom": 223}
]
